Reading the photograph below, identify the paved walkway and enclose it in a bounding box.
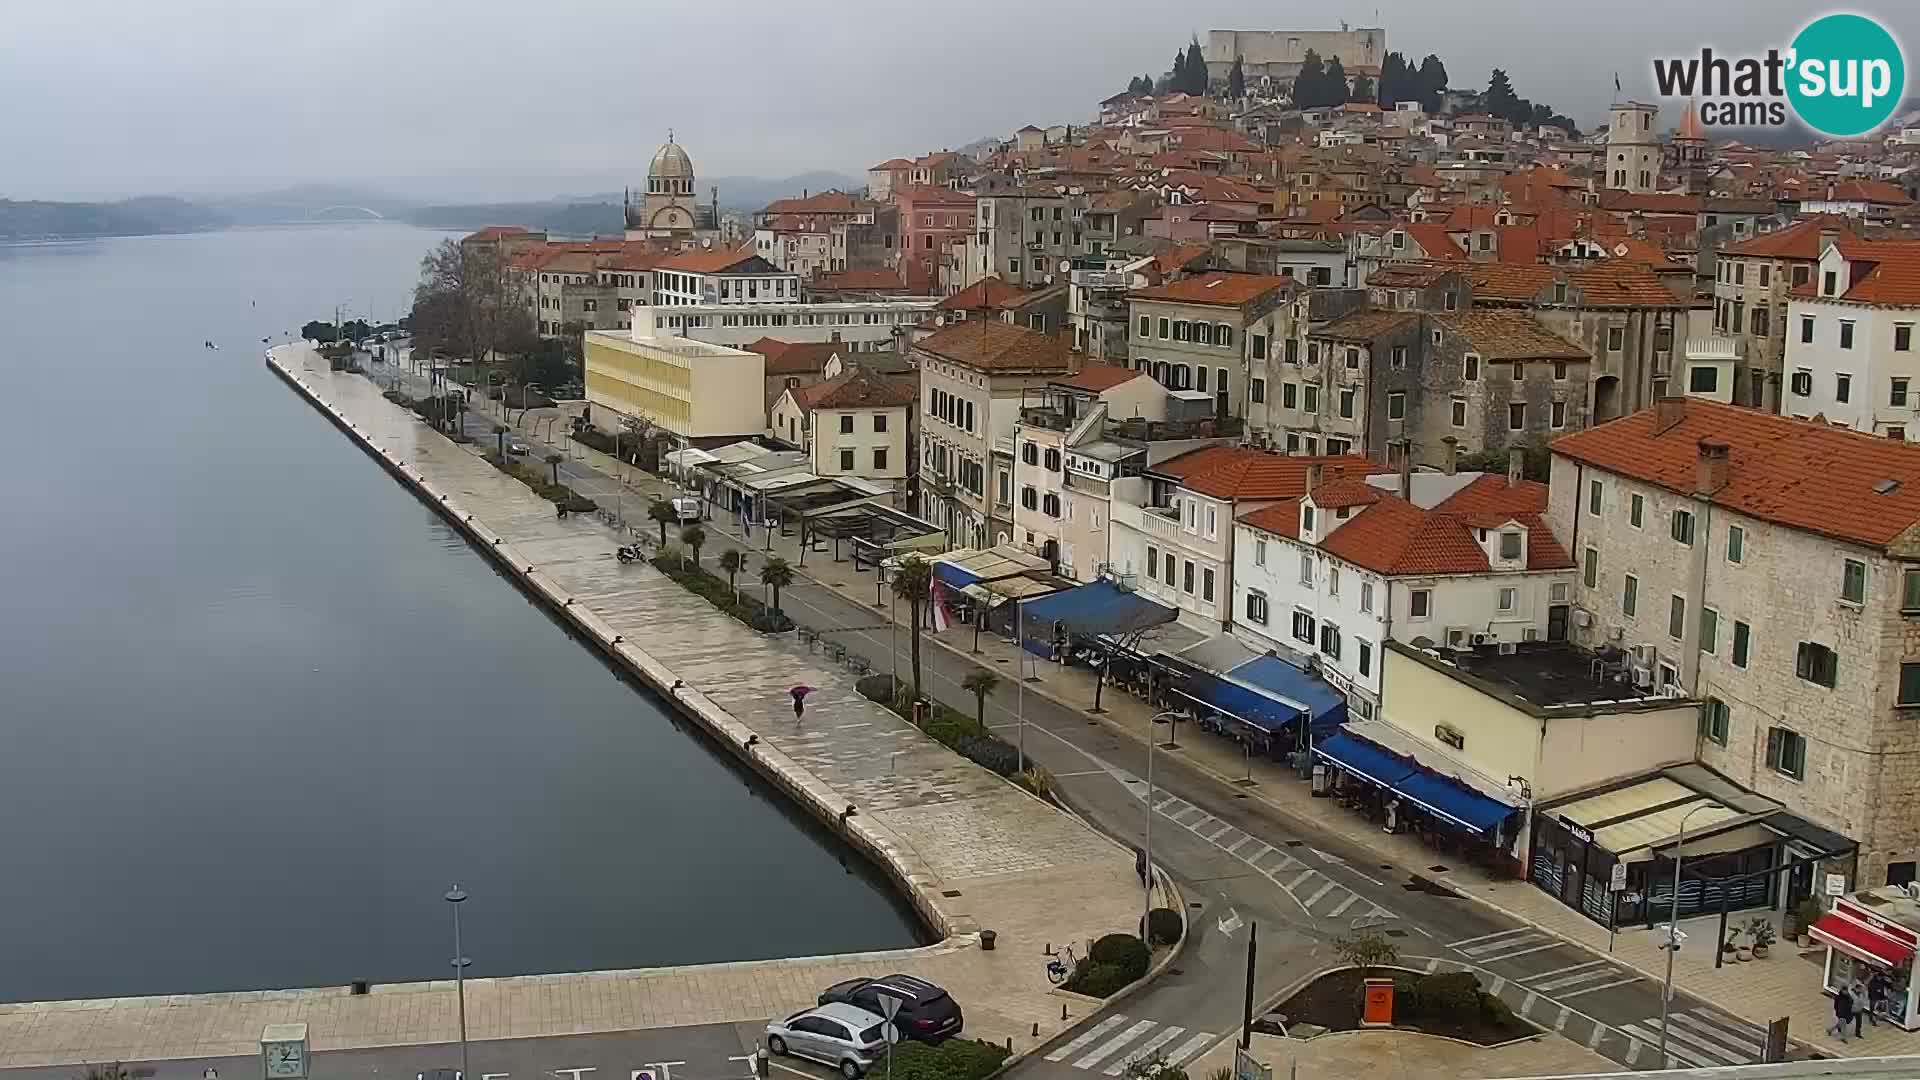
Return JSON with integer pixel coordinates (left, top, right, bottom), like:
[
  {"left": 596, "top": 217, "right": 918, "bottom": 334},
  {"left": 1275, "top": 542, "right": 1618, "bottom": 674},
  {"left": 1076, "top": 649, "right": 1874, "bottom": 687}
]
[
  {"left": 1186, "top": 1028, "right": 1618, "bottom": 1080},
  {"left": 0, "top": 348, "right": 1145, "bottom": 1068},
  {"left": 495, "top": 416, "right": 1919, "bottom": 1061}
]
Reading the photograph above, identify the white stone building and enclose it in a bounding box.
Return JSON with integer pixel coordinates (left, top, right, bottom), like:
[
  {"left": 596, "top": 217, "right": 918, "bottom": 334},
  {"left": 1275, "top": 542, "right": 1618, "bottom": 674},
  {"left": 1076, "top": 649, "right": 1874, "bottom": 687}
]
[
  {"left": 633, "top": 299, "right": 937, "bottom": 352},
  {"left": 1603, "top": 102, "right": 1660, "bottom": 194},
  {"left": 1549, "top": 396, "right": 1920, "bottom": 888},
  {"left": 1231, "top": 466, "right": 1576, "bottom": 719},
  {"left": 768, "top": 368, "right": 916, "bottom": 488},
  {"left": 1782, "top": 237, "right": 1920, "bottom": 441}
]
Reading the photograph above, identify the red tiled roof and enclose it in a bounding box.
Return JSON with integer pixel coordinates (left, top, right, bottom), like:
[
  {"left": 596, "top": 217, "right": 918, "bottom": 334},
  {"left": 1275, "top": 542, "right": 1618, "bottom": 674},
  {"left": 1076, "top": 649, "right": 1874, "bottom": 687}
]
[
  {"left": 1308, "top": 477, "right": 1383, "bottom": 509},
  {"left": 938, "top": 276, "right": 1034, "bottom": 312},
  {"left": 804, "top": 369, "right": 917, "bottom": 411},
  {"left": 1824, "top": 179, "right": 1915, "bottom": 206},
  {"left": 763, "top": 191, "right": 868, "bottom": 216},
  {"left": 811, "top": 267, "right": 909, "bottom": 292},
  {"left": 1434, "top": 311, "right": 1588, "bottom": 360},
  {"left": 745, "top": 337, "right": 841, "bottom": 375},
  {"left": 1157, "top": 450, "right": 1377, "bottom": 501},
  {"left": 914, "top": 321, "right": 1073, "bottom": 373},
  {"left": 1551, "top": 398, "right": 1920, "bottom": 549},
  {"left": 869, "top": 158, "right": 915, "bottom": 171},
  {"left": 1130, "top": 271, "right": 1291, "bottom": 308},
  {"left": 466, "top": 225, "right": 533, "bottom": 240},
  {"left": 1312, "top": 310, "right": 1417, "bottom": 343},
  {"left": 1721, "top": 214, "right": 1862, "bottom": 259},
  {"left": 1152, "top": 243, "right": 1213, "bottom": 276},
  {"left": 1827, "top": 239, "right": 1920, "bottom": 307},
  {"left": 1239, "top": 498, "right": 1303, "bottom": 539},
  {"left": 657, "top": 247, "right": 769, "bottom": 273},
  {"left": 1053, "top": 364, "right": 1143, "bottom": 393},
  {"left": 1303, "top": 474, "right": 1574, "bottom": 576}
]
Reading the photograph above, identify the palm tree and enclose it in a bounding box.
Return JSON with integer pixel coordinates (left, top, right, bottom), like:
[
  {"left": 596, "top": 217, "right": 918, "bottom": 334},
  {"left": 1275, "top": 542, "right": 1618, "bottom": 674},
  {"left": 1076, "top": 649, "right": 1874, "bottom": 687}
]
[
  {"left": 961, "top": 670, "right": 1000, "bottom": 730},
  {"left": 545, "top": 452, "right": 564, "bottom": 487},
  {"left": 719, "top": 549, "right": 746, "bottom": 603},
  {"left": 760, "top": 556, "right": 795, "bottom": 614},
  {"left": 890, "top": 555, "right": 933, "bottom": 698},
  {"left": 647, "top": 499, "right": 678, "bottom": 546},
  {"left": 681, "top": 524, "right": 706, "bottom": 568}
]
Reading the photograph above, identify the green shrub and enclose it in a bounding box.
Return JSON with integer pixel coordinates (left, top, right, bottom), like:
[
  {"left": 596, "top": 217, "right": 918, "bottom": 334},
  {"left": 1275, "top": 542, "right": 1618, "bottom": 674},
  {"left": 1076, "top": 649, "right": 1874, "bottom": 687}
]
[
  {"left": 1062, "top": 960, "right": 1132, "bottom": 998},
  {"left": 1403, "top": 971, "right": 1480, "bottom": 1021},
  {"left": 953, "top": 734, "right": 1020, "bottom": 775},
  {"left": 886, "top": 1038, "right": 1008, "bottom": 1080},
  {"left": 1089, "top": 933, "right": 1150, "bottom": 980},
  {"left": 1145, "top": 907, "right": 1183, "bottom": 946},
  {"left": 856, "top": 674, "right": 901, "bottom": 704}
]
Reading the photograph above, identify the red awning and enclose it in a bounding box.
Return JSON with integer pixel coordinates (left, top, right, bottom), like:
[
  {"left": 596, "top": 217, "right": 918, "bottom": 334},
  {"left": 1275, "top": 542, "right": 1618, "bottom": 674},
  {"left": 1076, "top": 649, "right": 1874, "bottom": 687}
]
[{"left": 1811, "top": 913, "right": 1915, "bottom": 969}]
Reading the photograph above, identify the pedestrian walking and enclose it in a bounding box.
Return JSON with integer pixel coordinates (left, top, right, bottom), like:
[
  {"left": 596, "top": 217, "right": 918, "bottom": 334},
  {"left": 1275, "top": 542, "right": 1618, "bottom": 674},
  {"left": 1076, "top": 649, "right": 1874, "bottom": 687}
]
[
  {"left": 1869, "top": 970, "right": 1890, "bottom": 1025},
  {"left": 789, "top": 684, "right": 813, "bottom": 720},
  {"left": 1851, "top": 978, "right": 1871, "bottom": 1037},
  {"left": 1829, "top": 986, "right": 1854, "bottom": 1042},
  {"left": 1134, "top": 846, "right": 1148, "bottom": 886}
]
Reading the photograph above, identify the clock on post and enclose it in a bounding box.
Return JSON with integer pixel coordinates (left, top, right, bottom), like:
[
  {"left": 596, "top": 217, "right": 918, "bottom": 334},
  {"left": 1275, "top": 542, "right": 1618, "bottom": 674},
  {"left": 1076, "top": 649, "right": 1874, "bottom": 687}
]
[{"left": 261, "top": 1023, "right": 310, "bottom": 1080}]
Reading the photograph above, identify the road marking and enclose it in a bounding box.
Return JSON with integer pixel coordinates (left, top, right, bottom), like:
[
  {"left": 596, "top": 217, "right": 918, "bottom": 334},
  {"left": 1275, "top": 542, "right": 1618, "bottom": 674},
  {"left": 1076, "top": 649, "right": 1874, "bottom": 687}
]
[
  {"left": 1520, "top": 991, "right": 1539, "bottom": 1016},
  {"left": 1284, "top": 868, "right": 1316, "bottom": 890},
  {"left": 1168, "top": 807, "right": 1203, "bottom": 826},
  {"left": 1103, "top": 1026, "right": 1188, "bottom": 1075},
  {"left": 1622, "top": 1035, "right": 1643, "bottom": 1067},
  {"left": 1478, "top": 941, "right": 1567, "bottom": 962},
  {"left": 1307, "top": 847, "right": 1344, "bottom": 865},
  {"left": 1260, "top": 851, "right": 1300, "bottom": 873},
  {"left": 1586, "top": 1019, "right": 1606, "bottom": 1050},
  {"left": 1424, "top": 958, "right": 1440, "bottom": 973},
  {"left": 1045, "top": 1015, "right": 1128, "bottom": 1062},
  {"left": 1301, "top": 881, "right": 1336, "bottom": 910},
  {"left": 1449, "top": 928, "right": 1532, "bottom": 949},
  {"left": 1524, "top": 958, "right": 1607, "bottom": 984},
  {"left": 1554, "top": 1007, "right": 1572, "bottom": 1033},
  {"left": 1621, "top": 1023, "right": 1718, "bottom": 1069},
  {"left": 1247, "top": 842, "right": 1275, "bottom": 862},
  {"left": 1556, "top": 976, "right": 1641, "bottom": 999},
  {"left": 1487, "top": 976, "right": 1507, "bottom": 997},
  {"left": 1223, "top": 835, "right": 1252, "bottom": 855},
  {"left": 1154, "top": 797, "right": 1182, "bottom": 813},
  {"left": 1327, "top": 893, "right": 1360, "bottom": 919},
  {"left": 1669, "top": 1012, "right": 1764, "bottom": 1059},
  {"left": 1073, "top": 1019, "right": 1156, "bottom": 1069},
  {"left": 1202, "top": 823, "right": 1234, "bottom": 843},
  {"left": 1165, "top": 1032, "right": 1218, "bottom": 1066}
]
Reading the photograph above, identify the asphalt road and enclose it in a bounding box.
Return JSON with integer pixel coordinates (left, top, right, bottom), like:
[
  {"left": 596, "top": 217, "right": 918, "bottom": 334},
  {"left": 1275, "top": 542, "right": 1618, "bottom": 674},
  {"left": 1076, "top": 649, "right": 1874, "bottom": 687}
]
[{"left": 258, "top": 359, "right": 1798, "bottom": 1078}]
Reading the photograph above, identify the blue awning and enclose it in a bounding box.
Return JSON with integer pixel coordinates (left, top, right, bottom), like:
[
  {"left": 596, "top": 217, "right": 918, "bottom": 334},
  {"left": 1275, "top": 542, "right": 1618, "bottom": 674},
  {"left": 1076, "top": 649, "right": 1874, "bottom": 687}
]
[
  {"left": 1019, "top": 580, "right": 1177, "bottom": 637},
  {"left": 1314, "top": 732, "right": 1517, "bottom": 835},
  {"left": 932, "top": 561, "right": 981, "bottom": 589},
  {"left": 1226, "top": 656, "right": 1349, "bottom": 733}
]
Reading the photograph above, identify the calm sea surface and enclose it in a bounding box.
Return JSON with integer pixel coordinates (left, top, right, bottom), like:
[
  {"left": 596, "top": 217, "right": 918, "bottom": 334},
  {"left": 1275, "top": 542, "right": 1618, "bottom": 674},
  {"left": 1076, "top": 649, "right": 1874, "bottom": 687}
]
[{"left": 0, "top": 225, "right": 923, "bottom": 1003}]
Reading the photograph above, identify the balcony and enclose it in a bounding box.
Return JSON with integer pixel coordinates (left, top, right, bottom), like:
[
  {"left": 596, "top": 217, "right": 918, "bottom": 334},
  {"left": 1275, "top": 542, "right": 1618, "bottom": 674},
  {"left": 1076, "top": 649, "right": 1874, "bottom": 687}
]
[{"left": 1019, "top": 406, "right": 1074, "bottom": 432}]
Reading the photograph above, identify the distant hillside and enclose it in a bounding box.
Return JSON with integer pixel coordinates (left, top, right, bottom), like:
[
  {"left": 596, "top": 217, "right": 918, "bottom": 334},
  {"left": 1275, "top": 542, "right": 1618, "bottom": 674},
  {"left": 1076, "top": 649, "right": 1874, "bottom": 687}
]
[
  {"left": 0, "top": 196, "right": 227, "bottom": 241},
  {"left": 404, "top": 201, "right": 625, "bottom": 236},
  {"left": 706, "top": 172, "right": 867, "bottom": 209}
]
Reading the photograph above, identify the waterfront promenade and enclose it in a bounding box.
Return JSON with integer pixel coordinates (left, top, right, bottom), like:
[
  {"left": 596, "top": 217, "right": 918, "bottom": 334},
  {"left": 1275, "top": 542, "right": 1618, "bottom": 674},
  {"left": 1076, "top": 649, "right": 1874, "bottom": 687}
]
[{"left": 0, "top": 345, "right": 1144, "bottom": 1067}]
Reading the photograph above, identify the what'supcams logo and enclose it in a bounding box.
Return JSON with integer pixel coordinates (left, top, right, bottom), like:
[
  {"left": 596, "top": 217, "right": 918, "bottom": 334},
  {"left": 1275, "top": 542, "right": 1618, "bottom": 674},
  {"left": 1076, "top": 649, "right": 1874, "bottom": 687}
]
[{"left": 1651, "top": 13, "right": 1905, "bottom": 136}]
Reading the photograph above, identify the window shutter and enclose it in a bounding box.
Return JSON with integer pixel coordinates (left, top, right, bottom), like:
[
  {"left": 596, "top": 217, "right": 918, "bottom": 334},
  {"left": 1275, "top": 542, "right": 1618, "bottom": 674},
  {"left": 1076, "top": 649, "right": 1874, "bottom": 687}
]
[{"left": 1766, "top": 727, "right": 1783, "bottom": 769}]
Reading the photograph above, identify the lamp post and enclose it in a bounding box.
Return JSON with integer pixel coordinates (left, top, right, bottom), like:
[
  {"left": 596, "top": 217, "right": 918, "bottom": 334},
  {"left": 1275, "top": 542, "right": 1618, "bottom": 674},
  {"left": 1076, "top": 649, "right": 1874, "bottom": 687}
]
[
  {"left": 445, "top": 885, "right": 472, "bottom": 1080},
  {"left": 1659, "top": 802, "right": 1722, "bottom": 1063},
  {"left": 1144, "top": 710, "right": 1181, "bottom": 930}
]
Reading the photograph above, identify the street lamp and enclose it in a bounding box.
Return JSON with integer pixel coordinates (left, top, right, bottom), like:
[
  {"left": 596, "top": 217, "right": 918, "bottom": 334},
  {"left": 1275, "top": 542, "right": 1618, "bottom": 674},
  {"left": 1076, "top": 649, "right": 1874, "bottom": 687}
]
[
  {"left": 1659, "top": 801, "right": 1723, "bottom": 1063},
  {"left": 445, "top": 885, "right": 472, "bottom": 1080},
  {"left": 1144, "top": 710, "right": 1182, "bottom": 931}
]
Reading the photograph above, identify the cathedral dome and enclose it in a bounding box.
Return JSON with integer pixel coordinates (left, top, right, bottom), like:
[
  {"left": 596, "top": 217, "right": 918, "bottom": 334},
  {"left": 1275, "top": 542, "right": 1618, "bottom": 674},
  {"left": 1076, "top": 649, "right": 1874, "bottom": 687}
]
[{"left": 650, "top": 139, "right": 695, "bottom": 181}]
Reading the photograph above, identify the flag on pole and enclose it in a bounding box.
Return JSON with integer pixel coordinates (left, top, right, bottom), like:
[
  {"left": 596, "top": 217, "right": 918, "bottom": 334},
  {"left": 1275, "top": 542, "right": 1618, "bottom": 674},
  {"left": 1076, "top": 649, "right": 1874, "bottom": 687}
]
[
  {"left": 1614, "top": 72, "right": 1622, "bottom": 94},
  {"left": 930, "top": 580, "right": 952, "bottom": 633}
]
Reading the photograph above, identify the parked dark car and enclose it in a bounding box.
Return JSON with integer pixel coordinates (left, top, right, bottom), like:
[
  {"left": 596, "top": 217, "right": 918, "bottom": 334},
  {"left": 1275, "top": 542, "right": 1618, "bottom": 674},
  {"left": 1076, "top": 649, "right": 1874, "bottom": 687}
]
[{"left": 817, "top": 974, "right": 963, "bottom": 1042}]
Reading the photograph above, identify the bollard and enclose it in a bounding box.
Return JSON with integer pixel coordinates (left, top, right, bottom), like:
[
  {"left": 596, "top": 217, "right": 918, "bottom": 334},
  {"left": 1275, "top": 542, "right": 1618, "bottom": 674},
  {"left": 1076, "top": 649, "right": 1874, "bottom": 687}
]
[
  {"left": 1005, "top": 1038, "right": 1013, "bottom": 1054},
  {"left": 1062, "top": 1003, "right": 1068, "bottom": 1022},
  {"left": 754, "top": 1050, "right": 768, "bottom": 1079},
  {"left": 1032, "top": 1023, "right": 1039, "bottom": 1038}
]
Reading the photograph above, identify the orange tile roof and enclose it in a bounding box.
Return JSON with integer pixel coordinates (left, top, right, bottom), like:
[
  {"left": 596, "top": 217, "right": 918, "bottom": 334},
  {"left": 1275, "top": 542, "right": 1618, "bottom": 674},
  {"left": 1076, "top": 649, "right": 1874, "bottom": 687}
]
[
  {"left": 1368, "top": 262, "right": 1461, "bottom": 288},
  {"left": 763, "top": 191, "right": 869, "bottom": 216},
  {"left": 1239, "top": 498, "right": 1304, "bottom": 539},
  {"left": 1156, "top": 450, "right": 1378, "bottom": 501},
  {"left": 1312, "top": 310, "right": 1417, "bottom": 342},
  {"left": 804, "top": 369, "right": 918, "bottom": 411},
  {"left": 1129, "top": 271, "right": 1292, "bottom": 308},
  {"left": 1821, "top": 239, "right": 1920, "bottom": 307},
  {"left": 1053, "top": 364, "right": 1143, "bottom": 392},
  {"left": 1308, "top": 476, "right": 1384, "bottom": 509},
  {"left": 869, "top": 158, "right": 915, "bottom": 171},
  {"left": 467, "top": 225, "right": 533, "bottom": 240},
  {"left": 1311, "top": 488, "right": 1574, "bottom": 574},
  {"left": 1722, "top": 214, "right": 1865, "bottom": 259},
  {"left": 914, "top": 321, "right": 1073, "bottom": 373},
  {"left": 938, "top": 276, "right": 1035, "bottom": 312},
  {"left": 811, "top": 267, "right": 909, "bottom": 291},
  {"left": 1825, "top": 179, "right": 1915, "bottom": 206},
  {"left": 657, "top": 247, "right": 771, "bottom": 273},
  {"left": 1434, "top": 311, "right": 1588, "bottom": 360},
  {"left": 745, "top": 337, "right": 842, "bottom": 375},
  {"left": 1551, "top": 398, "right": 1920, "bottom": 549},
  {"left": 1565, "top": 261, "right": 1688, "bottom": 308}
]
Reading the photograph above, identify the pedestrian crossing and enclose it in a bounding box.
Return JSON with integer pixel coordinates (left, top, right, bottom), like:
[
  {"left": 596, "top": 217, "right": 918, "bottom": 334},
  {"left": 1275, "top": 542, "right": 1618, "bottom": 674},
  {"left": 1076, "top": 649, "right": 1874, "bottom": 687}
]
[
  {"left": 1043, "top": 1015, "right": 1217, "bottom": 1075},
  {"left": 1448, "top": 927, "right": 1566, "bottom": 964},
  {"left": 1142, "top": 788, "right": 1396, "bottom": 924},
  {"left": 1617, "top": 1007, "right": 1769, "bottom": 1069},
  {"left": 1516, "top": 958, "right": 1642, "bottom": 999}
]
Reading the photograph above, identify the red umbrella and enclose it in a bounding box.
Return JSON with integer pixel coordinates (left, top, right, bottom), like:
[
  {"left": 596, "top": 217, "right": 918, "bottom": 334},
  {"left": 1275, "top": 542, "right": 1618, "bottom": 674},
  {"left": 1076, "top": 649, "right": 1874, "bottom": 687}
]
[{"left": 789, "top": 685, "right": 815, "bottom": 701}]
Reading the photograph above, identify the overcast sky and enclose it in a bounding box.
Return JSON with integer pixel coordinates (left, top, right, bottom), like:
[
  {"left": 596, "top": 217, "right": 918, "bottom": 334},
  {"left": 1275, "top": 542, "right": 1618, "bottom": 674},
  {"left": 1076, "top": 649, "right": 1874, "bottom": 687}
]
[{"left": 4, "top": 0, "right": 1914, "bottom": 202}]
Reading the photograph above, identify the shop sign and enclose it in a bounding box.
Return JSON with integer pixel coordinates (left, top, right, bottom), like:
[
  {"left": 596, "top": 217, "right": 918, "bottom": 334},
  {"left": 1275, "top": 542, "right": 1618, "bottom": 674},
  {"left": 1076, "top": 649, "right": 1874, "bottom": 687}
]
[
  {"left": 1610, "top": 863, "right": 1628, "bottom": 891},
  {"left": 1565, "top": 821, "right": 1593, "bottom": 844},
  {"left": 1826, "top": 873, "right": 1847, "bottom": 896}
]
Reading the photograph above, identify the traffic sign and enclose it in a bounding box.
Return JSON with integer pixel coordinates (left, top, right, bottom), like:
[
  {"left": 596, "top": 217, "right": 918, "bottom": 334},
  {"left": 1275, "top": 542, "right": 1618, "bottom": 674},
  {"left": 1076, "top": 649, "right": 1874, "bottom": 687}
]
[
  {"left": 1609, "top": 863, "right": 1628, "bottom": 892},
  {"left": 883, "top": 1023, "right": 901, "bottom": 1046},
  {"left": 875, "top": 991, "right": 906, "bottom": 1021}
]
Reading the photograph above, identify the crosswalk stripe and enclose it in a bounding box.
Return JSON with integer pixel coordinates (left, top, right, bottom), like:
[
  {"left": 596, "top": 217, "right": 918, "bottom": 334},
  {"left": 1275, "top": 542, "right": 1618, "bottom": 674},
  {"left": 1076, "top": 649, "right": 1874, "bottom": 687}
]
[
  {"left": 1479, "top": 941, "right": 1566, "bottom": 962},
  {"left": 1202, "top": 823, "right": 1234, "bottom": 843},
  {"left": 1045, "top": 1015, "right": 1127, "bottom": 1062},
  {"left": 1556, "top": 976, "right": 1641, "bottom": 999},
  {"left": 1301, "top": 881, "right": 1336, "bottom": 910},
  {"left": 1247, "top": 842, "right": 1275, "bottom": 862},
  {"left": 1261, "top": 851, "right": 1300, "bottom": 873},
  {"left": 1554, "top": 1006, "right": 1572, "bottom": 1033},
  {"left": 1524, "top": 959, "right": 1607, "bottom": 984},
  {"left": 1102, "top": 1026, "right": 1187, "bottom": 1075},
  {"left": 1655, "top": 1017, "right": 1749, "bottom": 1067},
  {"left": 1073, "top": 1020, "right": 1156, "bottom": 1070},
  {"left": 1619, "top": 1023, "right": 1718, "bottom": 1069},
  {"left": 1529, "top": 965, "right": 1617, "bottom": 991},
  {"left": 1586, "top": 1018, "right": 1606, "bottom": 1049},
  {"left": 1670, "top": 1012, "right": 1764, "bottom": 1058},
  {"left": 1460, "top": 933, "right": 1542, "bottom": 956},
  {"left": 1449, "top": 927, "right": 1531, "bottom": 949},
  {"left": 1327, "top": 893, "right": 1360, "bottom": 919},
  {"left": 1284, "top": 868, "right": 1316, "bottom": 890},
  {"left": 1223, "top": 835, "right": 1251, "bottom": 855},
  {"left": 1165, "top": 1032, "right": 1217, "bottom": 1066}
]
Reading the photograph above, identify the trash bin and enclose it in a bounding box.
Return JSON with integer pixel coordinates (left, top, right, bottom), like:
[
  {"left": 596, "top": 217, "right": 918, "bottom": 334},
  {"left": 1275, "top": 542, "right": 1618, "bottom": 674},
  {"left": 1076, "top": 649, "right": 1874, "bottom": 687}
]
[
  {"left": 980, "top": 930, "right": 997, "bottom": 951},
  {"left": 1311, "top": 763, "right": 1329, "bottom": 796}
]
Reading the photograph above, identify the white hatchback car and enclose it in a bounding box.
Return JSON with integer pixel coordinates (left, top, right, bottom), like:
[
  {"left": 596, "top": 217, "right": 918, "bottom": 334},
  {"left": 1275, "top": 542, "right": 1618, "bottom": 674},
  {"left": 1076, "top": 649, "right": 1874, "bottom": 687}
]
[{"left": 766, "top": 1002, "right": 890, "bottom": 1079}]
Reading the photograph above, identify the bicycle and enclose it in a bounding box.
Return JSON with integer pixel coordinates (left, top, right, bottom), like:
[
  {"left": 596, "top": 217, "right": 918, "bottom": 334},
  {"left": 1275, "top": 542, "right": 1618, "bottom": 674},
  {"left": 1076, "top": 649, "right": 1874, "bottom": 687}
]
[{"left": 1045, "top": 944, "right": 1078, "bottom": 985}]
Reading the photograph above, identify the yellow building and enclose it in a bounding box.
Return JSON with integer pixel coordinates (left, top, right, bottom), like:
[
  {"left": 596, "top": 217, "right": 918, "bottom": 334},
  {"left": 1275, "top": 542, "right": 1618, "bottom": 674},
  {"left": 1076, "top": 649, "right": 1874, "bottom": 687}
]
[{"left": 584, "top": 331, "right": 765, "bottom": 442}]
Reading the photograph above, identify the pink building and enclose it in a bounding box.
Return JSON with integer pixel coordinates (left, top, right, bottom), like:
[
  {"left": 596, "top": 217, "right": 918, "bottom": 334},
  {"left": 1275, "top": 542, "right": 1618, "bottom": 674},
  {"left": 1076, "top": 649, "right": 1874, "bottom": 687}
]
[{"left": 895, "top": 185, "right": 976, "bottom": 293}]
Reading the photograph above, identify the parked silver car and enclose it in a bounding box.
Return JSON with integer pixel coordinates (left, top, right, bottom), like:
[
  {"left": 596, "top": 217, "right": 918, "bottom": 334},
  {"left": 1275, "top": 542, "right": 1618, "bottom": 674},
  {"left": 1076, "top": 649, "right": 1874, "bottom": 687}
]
[{"left": 766, "top": 1002, "right": 890, "bottom": 1079}]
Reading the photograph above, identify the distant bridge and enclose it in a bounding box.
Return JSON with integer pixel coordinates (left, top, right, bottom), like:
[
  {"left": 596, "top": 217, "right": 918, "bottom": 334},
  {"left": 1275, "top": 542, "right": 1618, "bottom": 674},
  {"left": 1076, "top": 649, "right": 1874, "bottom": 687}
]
[{"left": 307, "top": 206, "right": 385, "bottom": 221}]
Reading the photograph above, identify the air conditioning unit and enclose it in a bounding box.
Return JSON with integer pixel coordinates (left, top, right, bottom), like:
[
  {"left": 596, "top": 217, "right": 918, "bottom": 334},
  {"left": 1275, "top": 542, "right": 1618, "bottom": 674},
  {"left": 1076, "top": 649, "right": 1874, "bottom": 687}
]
[
  {"left": 1571, "top": 607, "right": 1593, "bottom": 628},
  {"left": 1498, "top": 642, "right": 1519, "bottom": 655},
  {"left": 1606, "top": 625, "right": 1627, "bottom": 642},
  {"left": 1631, "top": 643, "right": 1659, "bottom": 667},
  {"left": 1631, "top": 663, "right": 1654, "bottom": 689},
  {"left": 1472, "top": 632, "right": 1492, "bottom": 646},
  {"left": 1661, "top": 684, "right": 1687, "bottom": 699},
  {"left": 1446, "top": 627, "right": 1469, "bottom": 648}
]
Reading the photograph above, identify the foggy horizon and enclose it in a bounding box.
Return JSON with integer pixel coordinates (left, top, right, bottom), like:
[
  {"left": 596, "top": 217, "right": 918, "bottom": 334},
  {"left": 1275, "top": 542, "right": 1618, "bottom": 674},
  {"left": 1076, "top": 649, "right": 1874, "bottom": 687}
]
[{"left": 4, "top": 0, "right": 1914, "bottom": 204}]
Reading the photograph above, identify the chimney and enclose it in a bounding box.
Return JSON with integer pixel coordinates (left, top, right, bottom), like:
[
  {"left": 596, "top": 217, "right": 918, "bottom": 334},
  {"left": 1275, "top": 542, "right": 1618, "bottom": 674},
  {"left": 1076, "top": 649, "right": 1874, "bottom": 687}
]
[
  {"left": 1506, "top": 450, "right": 1524, "bottom": 487},
  {"left": 1652, "top": 395, "right": 1687, "bottom": 436},
  {"left": 1695, "top": 439, "right": 1730, "bottom": 496},
  {"left": 1398, "top": 440, "right": 1413, "bottom": 500},
  {"left": 1441, "top": 435, "right": 1459, "bottom": 475},
  {"left": 1305, "top": 462, "right": 1323, "bottom": 493}
]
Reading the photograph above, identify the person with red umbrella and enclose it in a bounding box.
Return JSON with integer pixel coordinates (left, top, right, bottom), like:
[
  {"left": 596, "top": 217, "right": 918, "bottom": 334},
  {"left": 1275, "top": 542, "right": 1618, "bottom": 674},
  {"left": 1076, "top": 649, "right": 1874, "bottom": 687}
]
[{"left": 789, "top": 684, "right": 814, "bottom": 719}]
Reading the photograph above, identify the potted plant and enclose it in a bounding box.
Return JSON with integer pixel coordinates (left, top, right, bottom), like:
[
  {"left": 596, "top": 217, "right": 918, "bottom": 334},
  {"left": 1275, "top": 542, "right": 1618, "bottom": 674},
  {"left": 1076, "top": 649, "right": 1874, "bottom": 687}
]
[
  {"left": 1797, "top": 898, "right": 1826, "bottom": 948},
  {"left": 1749, "top": 917, "right": 1777, "bottom": 959},
  {"left": 1722, "top": 925, "right": 1744, "bottom": 962}
]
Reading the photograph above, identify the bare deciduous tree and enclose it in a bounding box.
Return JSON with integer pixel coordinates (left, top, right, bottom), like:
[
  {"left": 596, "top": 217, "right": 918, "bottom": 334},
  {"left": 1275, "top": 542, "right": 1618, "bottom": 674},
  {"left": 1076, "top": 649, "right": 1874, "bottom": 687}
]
[{"left": 411, "top": 239, "right": 533, "bottom": 370}]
